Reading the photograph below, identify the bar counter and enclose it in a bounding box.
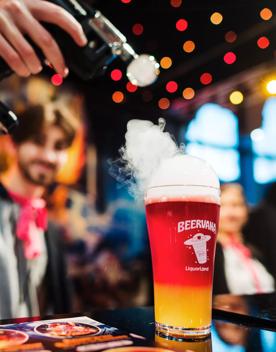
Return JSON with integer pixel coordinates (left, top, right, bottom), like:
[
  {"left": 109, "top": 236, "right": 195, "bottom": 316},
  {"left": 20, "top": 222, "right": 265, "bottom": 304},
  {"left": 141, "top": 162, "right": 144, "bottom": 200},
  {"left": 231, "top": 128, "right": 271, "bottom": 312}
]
[{"left": 1, "top": 293, "right": 276, "bottom": 351}]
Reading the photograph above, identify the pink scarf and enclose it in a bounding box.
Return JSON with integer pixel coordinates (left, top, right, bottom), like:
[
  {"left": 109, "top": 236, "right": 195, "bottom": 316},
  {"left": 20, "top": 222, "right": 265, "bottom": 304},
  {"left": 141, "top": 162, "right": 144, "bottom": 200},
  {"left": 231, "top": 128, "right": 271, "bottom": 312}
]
[{"left": 8, "top": 190, "right": 48, "bottom": 260}]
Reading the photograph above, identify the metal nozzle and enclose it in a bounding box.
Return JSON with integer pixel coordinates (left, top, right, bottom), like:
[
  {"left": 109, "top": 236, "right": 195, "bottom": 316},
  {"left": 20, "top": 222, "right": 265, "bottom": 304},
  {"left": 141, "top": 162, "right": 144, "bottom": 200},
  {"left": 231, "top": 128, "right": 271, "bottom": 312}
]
[
  {"left": 89, "top": 11, "right": 135, "bottom": 61},
  {"left": 89, "top": 11, "right": 159, "bottom": 86}
]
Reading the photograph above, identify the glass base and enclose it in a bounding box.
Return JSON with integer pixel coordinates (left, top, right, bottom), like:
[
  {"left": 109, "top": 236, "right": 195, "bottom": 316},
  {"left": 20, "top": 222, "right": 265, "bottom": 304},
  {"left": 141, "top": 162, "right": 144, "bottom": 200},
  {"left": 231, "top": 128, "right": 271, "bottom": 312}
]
[{"left": 155, "top": 322, "right": 211, "bottom": 341}]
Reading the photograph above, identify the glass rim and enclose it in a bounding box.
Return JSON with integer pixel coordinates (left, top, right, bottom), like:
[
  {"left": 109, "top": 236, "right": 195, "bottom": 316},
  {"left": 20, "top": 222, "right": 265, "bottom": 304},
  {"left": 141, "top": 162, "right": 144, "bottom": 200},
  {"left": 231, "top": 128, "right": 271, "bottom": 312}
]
[{"left": 146, "top": 184, "right": 220, "bottom": 191}]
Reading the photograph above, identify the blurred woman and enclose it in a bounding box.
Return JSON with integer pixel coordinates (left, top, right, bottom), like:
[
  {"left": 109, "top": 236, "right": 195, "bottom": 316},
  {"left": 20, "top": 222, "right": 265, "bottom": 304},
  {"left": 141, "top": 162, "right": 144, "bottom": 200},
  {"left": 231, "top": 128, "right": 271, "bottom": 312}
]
[{"left": 213, "top": 183, "right": 274, "bottom": 295}]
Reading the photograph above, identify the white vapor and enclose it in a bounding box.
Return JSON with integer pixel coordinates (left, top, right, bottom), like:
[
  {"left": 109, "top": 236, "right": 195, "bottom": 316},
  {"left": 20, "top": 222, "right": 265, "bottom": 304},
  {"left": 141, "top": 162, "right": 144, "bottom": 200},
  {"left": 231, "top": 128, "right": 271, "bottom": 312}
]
[{"left": 110, "top": 118, "right": 180, "bottom": 197}]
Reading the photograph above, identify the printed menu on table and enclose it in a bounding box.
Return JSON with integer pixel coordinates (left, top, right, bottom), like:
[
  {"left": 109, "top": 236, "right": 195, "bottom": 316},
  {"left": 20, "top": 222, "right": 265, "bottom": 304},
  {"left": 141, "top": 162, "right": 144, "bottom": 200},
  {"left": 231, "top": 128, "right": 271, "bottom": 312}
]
[{"left": 0, "top": 316, "right": 147, "bottom": 351}]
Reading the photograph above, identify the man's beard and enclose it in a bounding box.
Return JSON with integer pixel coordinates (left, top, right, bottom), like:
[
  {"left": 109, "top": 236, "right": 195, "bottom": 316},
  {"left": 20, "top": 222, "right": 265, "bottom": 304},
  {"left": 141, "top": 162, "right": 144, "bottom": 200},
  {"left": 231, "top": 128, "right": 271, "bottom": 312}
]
[{"left": 18, "top": 160, "right": 57, "bottom": 187}]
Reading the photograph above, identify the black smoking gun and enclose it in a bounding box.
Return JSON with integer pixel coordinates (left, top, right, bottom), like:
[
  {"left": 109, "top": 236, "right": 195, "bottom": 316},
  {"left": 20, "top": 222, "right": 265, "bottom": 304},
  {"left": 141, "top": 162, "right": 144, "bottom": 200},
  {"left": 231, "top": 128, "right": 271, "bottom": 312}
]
[{"left": 0, "top": 0, "right": 159, "bottom": 134}]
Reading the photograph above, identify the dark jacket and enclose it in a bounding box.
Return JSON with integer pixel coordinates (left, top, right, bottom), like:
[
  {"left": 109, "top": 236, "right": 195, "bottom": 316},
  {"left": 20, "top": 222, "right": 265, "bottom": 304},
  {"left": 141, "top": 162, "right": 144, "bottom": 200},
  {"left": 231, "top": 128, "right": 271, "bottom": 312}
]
[
  {"left": 0, "top": 183, "right": 72, "bottom": 315},
  {"left": 213, "top": 242, "right": 230, "bottom": 295},
  {"left": 243, "top": 203, "right": 276, "bottom": 283}
]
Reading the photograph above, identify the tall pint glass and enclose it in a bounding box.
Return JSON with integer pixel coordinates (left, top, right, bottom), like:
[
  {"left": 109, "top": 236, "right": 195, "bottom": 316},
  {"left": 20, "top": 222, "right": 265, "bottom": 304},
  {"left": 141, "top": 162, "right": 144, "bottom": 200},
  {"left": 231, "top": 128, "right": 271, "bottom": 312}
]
[
  {"left": 155, "top": 334, "right": 212, "bottom": 352},
  {"left": 145, "top": 154, "right": 220, "bottom": 340}
]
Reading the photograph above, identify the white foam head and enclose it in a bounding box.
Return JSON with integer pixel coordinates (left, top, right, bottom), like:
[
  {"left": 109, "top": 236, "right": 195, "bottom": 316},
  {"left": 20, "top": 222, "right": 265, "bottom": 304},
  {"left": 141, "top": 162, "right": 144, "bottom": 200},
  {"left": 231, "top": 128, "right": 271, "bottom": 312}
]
[
  {"left": 146, "top": 154, "right": 220, "bottom": 204},
  {"left": 148, "top": 154, "right": 219, "bottom": 188}
]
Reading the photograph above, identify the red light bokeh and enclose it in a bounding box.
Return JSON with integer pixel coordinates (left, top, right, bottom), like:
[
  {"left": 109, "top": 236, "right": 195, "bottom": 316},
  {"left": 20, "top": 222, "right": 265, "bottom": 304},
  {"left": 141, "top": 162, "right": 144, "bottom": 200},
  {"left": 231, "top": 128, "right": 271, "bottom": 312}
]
[
  {"left": 257, "top": 36, "right": 270, "bottom": 49},
  {"left": 111, "top": 69, "right": 123, "bottom": 81},
  {"left": 166, "top": 81, "right": 178, "bottom": 93},
  {"left": 132, "top": 23, "right": 144, "bottom": 36},
  {"left": 51, "top": 74, "right": 63, "bottom": 86},
  {"left": 126, "top": 82, "right": 138, "bottom": 93},
  {"left": 223, "top": 52, "right": 237, "bottom": 64},
  {"left": 176, "top": 19, "right": 188, "bottom": 31},
  {"left": 200, "top": 73, "right": 213, "bottom": 85}
]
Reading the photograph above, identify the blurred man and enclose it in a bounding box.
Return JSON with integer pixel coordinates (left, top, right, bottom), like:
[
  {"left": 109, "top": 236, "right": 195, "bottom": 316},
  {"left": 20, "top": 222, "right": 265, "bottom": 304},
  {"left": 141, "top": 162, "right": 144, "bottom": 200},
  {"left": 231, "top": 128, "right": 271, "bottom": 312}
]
[
  {"left": 0, "top": 103, "right": 79, "bottom": 319},
  {"left": 0, "top": 0, "right": 87, "bottom": 77}
]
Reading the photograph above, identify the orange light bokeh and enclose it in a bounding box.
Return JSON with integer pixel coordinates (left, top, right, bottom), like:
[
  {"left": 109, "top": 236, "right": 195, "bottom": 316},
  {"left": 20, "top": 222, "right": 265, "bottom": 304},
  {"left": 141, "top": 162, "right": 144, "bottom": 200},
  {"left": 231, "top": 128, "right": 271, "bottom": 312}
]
[
  {"left": 158, "top": 98, "right": 170, "bottom": 110},
  {"left": 210, "top": 12, "right": 223, "bottom": 25},
  {"left": 160, "top": 57, "right": 172, "bottom": 69},
  {"left": 182, "top": 87, "right": 195, "bottom": 100},
  {"left": 183, "top": 40, "right": 195, "bottom": 53},
  {"left": 112, "top": 91, "right": 124, "bottom": 103},
  {"left": 260, "top": 8, "right": 273, "bottom": 21}
]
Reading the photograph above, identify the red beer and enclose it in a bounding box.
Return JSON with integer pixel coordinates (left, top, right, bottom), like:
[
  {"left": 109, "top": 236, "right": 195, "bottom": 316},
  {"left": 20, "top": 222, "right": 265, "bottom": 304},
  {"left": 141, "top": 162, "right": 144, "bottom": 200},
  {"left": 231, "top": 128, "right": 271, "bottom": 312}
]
[
  {"left": 144, "top": 154, "right": 220, "bottom": 339},
  {"left": 145, "top": 190, "right": 220, "bottom": 338}
]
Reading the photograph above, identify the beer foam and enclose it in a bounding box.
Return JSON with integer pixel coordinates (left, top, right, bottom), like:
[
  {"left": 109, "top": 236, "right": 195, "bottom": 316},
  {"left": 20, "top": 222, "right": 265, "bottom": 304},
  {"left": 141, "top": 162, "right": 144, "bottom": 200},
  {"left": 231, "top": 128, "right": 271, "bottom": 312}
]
[
  {"left": 146, "top": 154, "right": 220, "bottom": 204},
  {"left": 148, "top": 154, "right": 219, "bottom": 189}
]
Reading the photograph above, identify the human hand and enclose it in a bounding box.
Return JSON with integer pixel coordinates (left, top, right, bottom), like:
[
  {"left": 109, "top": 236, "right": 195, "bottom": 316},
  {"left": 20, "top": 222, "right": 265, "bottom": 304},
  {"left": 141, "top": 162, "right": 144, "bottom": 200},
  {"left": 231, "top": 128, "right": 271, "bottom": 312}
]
[{"left": 0, "top": 0, "right": 87, "bottom": 77}]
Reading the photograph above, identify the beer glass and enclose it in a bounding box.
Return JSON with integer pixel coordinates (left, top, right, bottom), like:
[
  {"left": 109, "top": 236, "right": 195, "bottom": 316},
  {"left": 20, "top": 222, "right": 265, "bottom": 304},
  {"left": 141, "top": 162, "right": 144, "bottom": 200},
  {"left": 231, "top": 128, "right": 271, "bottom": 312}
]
[
  {"left": 145, "top": 154, "right": 220, "bottom": 340},
  {"left": 155, "top": 334, "right": 212, "bottom": 352}
]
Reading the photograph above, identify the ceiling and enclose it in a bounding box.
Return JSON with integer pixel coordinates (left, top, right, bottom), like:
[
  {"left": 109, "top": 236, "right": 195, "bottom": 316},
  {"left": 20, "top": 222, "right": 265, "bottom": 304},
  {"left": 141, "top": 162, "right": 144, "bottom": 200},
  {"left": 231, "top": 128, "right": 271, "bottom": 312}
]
[{"left": 84, "top": 0, "right": 276, "bottom": 119}]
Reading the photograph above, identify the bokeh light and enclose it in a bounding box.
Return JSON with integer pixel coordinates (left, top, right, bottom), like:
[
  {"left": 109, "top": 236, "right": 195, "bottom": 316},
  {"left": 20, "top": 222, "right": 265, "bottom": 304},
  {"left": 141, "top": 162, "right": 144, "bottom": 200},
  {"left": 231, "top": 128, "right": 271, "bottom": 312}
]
[
  {"left": 266, "top": 80, "right": 276, "bottom": 95},
  {"left": 126, "top": 82, "right": 138, "bottom": 93},
  {"left": 112, "top": 91, "right": 124, "bottom": 103},
  {"left": 260, "top": 8, "right": 273, "bottom": 21},
  {"left": 224, "top": 52, "right": 237, "bottom": 64},
  {"left": 120, "top": 0, "right": 132, "bottom": 3},
  {"left": 158, "top": 98, "right": 170, "bottom": 110},
  {"left": 182, "top": 87, "right": 195, "bottom": 100},
  {"left": 200, "top": 72, "right": 213, "bottom": 85},
  {"left": 51, "top": 74, "right": 63, "bottom": 86},
  {"left": 132, "top": 23, "right": 144, "bottom": 36},
  {"left": 183, "top": 40, "right": 195, "bottom": 53},
  {"left": 170, "top": 0, "right": 182, "bottom": 8},
  {"left": 176, "top": 19, "right": 188, "bottom": 31},
  {"left": 210, "top": 12, "right": 223, "bottom": 25},
  {"left": 251, "top": 128, "right": 265, "bottom": 142},
  {"left": 111, "top": 69, "right": 122, "bottom": 81},
  {"left": 257, "top": 36, "right": 270, "bottom": 49},
  {"left": 225, "top": 31, "right": 237, "bottom": 43},
  {"left": 229, "top": 91, "right": 244, "bottom": 105},
  {"left": 166, "top": 81, "right": 178, "bottom": 93},
  {"left": 160, "top": 56, "right": 172, "bottom": 69}
]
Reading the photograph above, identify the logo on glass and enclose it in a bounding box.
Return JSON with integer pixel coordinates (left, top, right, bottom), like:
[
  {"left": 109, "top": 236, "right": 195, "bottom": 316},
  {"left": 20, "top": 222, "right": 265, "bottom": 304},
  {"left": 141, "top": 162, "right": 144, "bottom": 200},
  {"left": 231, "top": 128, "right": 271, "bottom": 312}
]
[{"left": 184, "top": 233, "right": 211, "bottom": 264}]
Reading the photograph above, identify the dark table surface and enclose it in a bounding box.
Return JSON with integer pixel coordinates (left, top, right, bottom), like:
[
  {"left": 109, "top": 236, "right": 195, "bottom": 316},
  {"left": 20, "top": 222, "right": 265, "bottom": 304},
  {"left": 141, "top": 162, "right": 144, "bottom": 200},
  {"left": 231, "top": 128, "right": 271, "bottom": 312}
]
[
  {"left": 94, "top": 292, "right": 276, "bottom": 351},
  {"left": 3, "top": 293, "right": 276, "bottom": 351}
]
